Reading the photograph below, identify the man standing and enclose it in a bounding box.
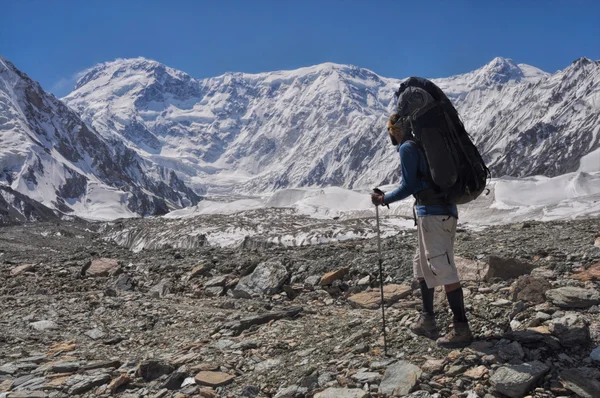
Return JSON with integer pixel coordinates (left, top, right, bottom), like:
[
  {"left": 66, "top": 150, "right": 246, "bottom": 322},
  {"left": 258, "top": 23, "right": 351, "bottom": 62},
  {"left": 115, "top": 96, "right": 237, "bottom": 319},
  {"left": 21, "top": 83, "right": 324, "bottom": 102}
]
[{"left": 371, "top": 82, "right": 473, "bottom": 348}]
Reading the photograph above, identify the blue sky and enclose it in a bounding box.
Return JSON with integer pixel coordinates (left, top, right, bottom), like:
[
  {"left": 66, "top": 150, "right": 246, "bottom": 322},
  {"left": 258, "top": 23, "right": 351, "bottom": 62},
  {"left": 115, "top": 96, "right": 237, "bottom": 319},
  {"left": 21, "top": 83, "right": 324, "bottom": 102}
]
[{"left": 2, "top": 0, "right": 599, "bottom": 97}]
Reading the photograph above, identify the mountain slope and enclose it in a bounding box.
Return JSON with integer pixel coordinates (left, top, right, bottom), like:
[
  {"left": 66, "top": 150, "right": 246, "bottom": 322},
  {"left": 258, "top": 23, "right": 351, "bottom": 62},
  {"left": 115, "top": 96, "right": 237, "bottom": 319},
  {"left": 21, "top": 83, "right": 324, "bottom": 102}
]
[
  {"left": 0, "top": 56, "right": 201, "bottom": 220},
  {"left": 65, "top": 57, "right": 600, "bottom": 194}
]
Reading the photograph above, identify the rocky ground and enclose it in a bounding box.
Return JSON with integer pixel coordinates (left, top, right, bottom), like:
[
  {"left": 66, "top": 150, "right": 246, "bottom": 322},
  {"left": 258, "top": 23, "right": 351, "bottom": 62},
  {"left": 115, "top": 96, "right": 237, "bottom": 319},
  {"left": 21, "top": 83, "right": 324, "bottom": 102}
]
[{"left": 1, "top": 217, "right": 599, "bottom": 398}]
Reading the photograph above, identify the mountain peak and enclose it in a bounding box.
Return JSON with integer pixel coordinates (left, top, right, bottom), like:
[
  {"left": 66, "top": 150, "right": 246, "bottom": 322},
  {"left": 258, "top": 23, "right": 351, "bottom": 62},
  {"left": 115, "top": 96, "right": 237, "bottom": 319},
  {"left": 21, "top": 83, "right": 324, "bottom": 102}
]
[
  {"left": 74, "top": 57, "right": 191, "bottom": 92},
  {"left": 478, "top": 56, "right": 523, "bottom": 84}
]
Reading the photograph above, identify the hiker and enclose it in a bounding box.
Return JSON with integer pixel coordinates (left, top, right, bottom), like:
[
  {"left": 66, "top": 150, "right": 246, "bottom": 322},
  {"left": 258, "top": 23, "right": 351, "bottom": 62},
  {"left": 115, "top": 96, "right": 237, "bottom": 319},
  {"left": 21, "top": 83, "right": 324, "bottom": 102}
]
[{"left": 371, "top": 78, "right": 476, "bottom": 348}]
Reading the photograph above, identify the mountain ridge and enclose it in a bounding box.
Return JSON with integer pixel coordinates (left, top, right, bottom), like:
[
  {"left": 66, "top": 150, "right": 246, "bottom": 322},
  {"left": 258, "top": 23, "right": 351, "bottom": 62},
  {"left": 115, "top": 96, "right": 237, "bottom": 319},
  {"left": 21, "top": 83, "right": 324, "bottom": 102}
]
[
  {"left": 64, "top": 56, "right": 599, "bottom": 195},
  {"left": 0, "top": 56, "right": 202, "bottom": 222}
]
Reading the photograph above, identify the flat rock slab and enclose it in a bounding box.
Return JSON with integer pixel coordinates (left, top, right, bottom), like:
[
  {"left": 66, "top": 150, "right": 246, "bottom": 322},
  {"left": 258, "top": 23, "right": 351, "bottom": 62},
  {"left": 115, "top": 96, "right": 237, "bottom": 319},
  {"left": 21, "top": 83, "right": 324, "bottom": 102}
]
[
  {"left": 194, "top": 371, "right": 235, "bottom": 387},
  {"left": 85, "top": 258, "right": 119, "bottom": 277},
  {"left": 5, "top": 392, "right": 49, "bottom": 398},
  {"left": 10, "top": 264, "right": 35, "bottom": 276},
  {"left": 84, "top": 328, "right": 106, "bottom": 340},
  {"left": 379, "top": 360, "right": 422, "bottom": 396},
  {"left": 545, "top": 286, "right": 600, "bottom": 308},
  {"left": 66, "top": 373, "right": 111, "bottom": 395},
  {"left": 348, "top": 284, "right": 411, "bottom": 309},
  {"left": 319, "top": 267, "right": 349, "bottom": 286},
  {"left": 573, "top": 262, "right": 600, "bottom": 281},
  {"left": 351, "top": 370, "right": 381, "bottom": 384},
  {"left": 464, "top": 365, "right": 488, "bottom": 379},
  {"left": 29, "top": 320, "right": 57, "bottom": 331},
  {"left": 490, "top": 360, "right": 549, "bottom": 398},
  {"left": 273, "top": 385, "right": 308, "bottom": 398},
  {"left": 560, "top": 368, "right": 600, "bottom": 398},
  {"left": 314, "top": 388, "right": 369, "bottom": 398}
]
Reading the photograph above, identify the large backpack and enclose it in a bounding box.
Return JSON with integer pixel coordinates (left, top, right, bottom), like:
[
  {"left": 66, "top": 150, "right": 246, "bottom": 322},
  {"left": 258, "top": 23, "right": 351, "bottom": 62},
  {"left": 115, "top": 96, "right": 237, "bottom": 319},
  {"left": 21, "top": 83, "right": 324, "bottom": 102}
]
[{"left": 394, "top": 77, "right": 490, "bottom": 205}]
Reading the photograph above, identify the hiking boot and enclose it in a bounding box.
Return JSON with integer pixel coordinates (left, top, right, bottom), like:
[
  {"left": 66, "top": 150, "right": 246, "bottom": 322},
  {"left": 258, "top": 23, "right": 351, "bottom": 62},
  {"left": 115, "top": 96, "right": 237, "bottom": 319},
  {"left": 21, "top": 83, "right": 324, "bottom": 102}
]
[
  {"left": 436, "top": 321, "right": 473, "bottom": 348},
  {"left": 410, "top": 313, "right": 439, "bottom": 339}
]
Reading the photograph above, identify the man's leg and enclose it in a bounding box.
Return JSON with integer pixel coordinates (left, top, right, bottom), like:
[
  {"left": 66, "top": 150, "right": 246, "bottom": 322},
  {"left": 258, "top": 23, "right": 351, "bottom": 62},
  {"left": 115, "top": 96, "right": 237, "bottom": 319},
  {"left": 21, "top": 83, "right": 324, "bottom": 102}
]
[
  {"left": 421, "top": 216, "right": 472, "bottom": 348},
  {"left": 410, "top": 218, "right": 438, "bottom": 339}
]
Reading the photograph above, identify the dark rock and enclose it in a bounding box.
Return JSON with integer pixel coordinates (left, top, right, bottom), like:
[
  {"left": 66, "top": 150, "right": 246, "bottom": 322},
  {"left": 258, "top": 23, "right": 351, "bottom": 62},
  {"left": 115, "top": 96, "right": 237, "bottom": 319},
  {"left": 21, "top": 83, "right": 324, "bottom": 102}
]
[
  {"left": 548, "top": 313, "right": 591, "bottom": 347},
  {"left": 137, "top": 360, "right": 175, "bottom": 382},
  {"left": 486, "top": 256, "right": 536, "bottom": 281},
  {"left": 559, "top": 368, "right": 600, "bottom": 398},
  {"left": 240, "top": 385, "right": 261, "bottom": 398},
  {"left": 233, "top": 260, "right": 289, "bottom": 296},
  {"left": 114, "top": 273, "right": 135, "bottom": 291},
  {"left": 498, "top": 341, "right": 525, "bottom": 361},
  {"left": 161, "top": 371, "right": 188, "bottom": 390}
]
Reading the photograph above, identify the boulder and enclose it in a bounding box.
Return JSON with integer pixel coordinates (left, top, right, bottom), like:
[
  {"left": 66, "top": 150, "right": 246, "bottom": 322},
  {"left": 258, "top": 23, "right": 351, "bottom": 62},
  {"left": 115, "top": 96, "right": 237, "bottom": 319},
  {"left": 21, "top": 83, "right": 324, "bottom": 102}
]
[
  {"left": 137, "top": 360, "right": 174, "bottom": 382},
  {"left": 150, "top": 279, "right": 172, "bottom": 298},
  {"left": 84, "top": 258, "right": 120, "bottom": 277},
  {"left": 205, "top": 286, "right": 224, "bottom": 297},
  {"left": 319, "top": 267, "right": 349, "bottom": 286},
  {"left": 510, "top": 275, "right": 551, "bottom": 304},
  {"left": 548, "top": 312, "right": 590, "bottom": 347},
  {"left": 498, "top": 341, "right": 525, "bottom": 361},
  {"left": 454, "top": 256, "right": 488, "bottom": 282},
  {"left": 591, "top": 346, "right": 600, "bottom": 362},
  {"left": 486, "top": 256, "right": 536, "bottom": 281},
  {"left": 545, "top": 287, "right": 600, "bottom": 308},
  {"left": 190, "top": 264, "right": 212, "bottom": 278},
  {"left": 204, "top": 275, "right": 228, "bottom": 288},
  {"left": 30, "top": 320, "right": 58, "bottom": 331},
  {"left": 114, "top": 274, "right": 135, "bottom": 291},
  {"left": 379, "top": 360, "right": 422, "bottom": 396},
  {"left": 233, "top": 261, "right": 289, "bottom": 297},
  {"left": 348, "top": 284, "right": 411, "bottom": 309},
  {"left": 10, "top": 263, "right": 35, "bottom": 276},
  {"left": 490, "top": 361, "right": 549, "bottom": 398},
  {"left": 108, "top": 374, "right": 131, "bottom": 393}
]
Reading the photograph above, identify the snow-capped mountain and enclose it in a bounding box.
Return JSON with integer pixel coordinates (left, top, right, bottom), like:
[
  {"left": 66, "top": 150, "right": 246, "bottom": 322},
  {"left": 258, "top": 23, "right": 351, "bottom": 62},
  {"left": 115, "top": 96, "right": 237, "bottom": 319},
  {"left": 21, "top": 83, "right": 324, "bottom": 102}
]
[
  {"left": 64, "top": 56, "right": 599, "bottom": 195},
  {"left": 0, "top": 56, "right": 201, "bottom": 221}
]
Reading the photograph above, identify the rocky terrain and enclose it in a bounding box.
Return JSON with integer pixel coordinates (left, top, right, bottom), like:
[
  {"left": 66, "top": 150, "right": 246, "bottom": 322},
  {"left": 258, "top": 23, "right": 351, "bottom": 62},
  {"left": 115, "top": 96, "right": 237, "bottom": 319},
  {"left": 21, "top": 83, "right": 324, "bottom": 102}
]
[{"left": 1, "top": 217, "right": 600, "bottom": 398}]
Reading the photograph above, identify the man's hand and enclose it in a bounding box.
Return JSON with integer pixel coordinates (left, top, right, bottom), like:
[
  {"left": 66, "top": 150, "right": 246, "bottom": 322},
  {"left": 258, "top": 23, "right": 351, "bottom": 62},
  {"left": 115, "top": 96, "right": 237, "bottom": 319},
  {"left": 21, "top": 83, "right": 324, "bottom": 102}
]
[{"left": 371, "top": 192, "right": 385, "bottom": 206}]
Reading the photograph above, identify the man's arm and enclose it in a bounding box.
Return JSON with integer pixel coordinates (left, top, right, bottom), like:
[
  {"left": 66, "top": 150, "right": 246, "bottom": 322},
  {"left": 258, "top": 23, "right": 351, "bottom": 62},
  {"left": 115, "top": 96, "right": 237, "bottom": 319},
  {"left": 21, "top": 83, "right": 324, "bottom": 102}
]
[{"left": 384, "top": 142, "right": 421, "bottom": 204}]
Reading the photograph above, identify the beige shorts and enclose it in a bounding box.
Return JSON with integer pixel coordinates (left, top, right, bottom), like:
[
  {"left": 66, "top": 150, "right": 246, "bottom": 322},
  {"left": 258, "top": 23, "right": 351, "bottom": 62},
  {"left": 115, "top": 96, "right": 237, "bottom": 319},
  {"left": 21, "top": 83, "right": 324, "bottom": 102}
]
[{"left": 413, "top": 215, "right": 460, "bottom": 288}]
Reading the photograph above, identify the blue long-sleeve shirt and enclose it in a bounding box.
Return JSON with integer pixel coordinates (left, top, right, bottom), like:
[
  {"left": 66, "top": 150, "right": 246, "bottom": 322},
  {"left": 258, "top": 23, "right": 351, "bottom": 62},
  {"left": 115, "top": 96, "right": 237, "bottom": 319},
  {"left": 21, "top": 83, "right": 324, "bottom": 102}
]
[{"left": 384, "top": 141, "right": 458, "bottom": 218}]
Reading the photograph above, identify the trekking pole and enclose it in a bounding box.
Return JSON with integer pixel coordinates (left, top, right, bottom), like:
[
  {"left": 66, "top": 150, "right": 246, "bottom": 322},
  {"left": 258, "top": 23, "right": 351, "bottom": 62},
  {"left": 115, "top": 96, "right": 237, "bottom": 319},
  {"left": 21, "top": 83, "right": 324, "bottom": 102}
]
[{"left": 373, "top": 188, "right": 389, "bottom": 356}]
